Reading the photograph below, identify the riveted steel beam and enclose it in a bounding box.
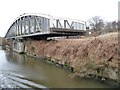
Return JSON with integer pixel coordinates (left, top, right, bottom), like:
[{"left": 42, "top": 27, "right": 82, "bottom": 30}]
[
  {"left": 24, "top": 16, "right": 26, "bottom": 34},
  {"left": 28, "top": 16, "right": 31, "bottom": 34}
]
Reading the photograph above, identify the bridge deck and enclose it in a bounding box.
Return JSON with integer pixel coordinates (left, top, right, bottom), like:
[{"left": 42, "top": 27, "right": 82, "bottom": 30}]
[
  {"left": 26, "top": 28, "right": 86, "bottom": 40},
  {"left": 6, "top": 28, "right": 86, "bottom": 39},
  {"left": 50, "top": 28, "right": 85, "bottom": 33},
  {"left": 49, "top": 28, "right": 86, "bottom": 36}
]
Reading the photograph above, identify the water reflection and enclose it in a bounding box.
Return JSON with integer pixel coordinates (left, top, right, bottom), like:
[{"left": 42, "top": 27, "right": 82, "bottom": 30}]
[
  {"left": 0, "top": 46, "right": 113, "bottom": 88},
  {"left": 6, "top": 51, "right": 25, "bottom": 64}
]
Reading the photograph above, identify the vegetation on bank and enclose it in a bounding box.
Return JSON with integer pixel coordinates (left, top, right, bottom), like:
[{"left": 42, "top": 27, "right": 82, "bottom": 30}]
[{"left": 23, "top": 32, "right": 119, "bottom": 83}]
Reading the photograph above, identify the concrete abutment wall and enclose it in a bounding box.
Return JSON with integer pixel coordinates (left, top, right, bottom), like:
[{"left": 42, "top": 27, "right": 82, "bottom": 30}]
[{"left": 12, "top": 40, "right": 24, "bottom": 53}]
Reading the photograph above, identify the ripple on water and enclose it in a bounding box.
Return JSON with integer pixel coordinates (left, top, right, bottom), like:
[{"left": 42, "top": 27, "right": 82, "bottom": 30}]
[{"left": 0, "top": 72, "right": 47, "bottom": 89}]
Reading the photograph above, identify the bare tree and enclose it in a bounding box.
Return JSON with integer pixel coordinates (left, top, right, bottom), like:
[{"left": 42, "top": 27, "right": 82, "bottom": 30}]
[
  {"left": 112, "top": 21, "right": 117, "bottom": 29},
  {"left": 89, "top": 16, "right": 104, "bottom": 31},
  {"left": 105, "top": 22, "right": 111, "bottom": 29},
  {"left": 104, "top": 22, "right": 112, "bottom": 32},
  {"left": 104, "top": 21, "right": 118, "bottom": 32},
  {"left": 117, "top": 20, "right": 120, "bottom": 30}
]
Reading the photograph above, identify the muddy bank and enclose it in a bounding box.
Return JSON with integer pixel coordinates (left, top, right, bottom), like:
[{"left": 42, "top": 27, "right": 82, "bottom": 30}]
[{"left": 24, "top": 32, "right": 119, "bottom": 83}]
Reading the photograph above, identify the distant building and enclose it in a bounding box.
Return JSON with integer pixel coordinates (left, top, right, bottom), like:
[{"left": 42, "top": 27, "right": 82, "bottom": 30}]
[{"left": 118, "top": 1, "right": 120, "bottom": 20}]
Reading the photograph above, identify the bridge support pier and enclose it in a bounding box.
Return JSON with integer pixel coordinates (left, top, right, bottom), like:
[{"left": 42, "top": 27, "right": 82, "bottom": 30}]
[{"left": 12, "top": 39, "right": 24, "bottom": 53}]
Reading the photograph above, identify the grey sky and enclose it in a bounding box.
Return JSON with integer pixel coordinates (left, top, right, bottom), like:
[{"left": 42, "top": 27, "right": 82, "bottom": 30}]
[{"left": 0, "top": 0, "right": 119, "bottom": 37}]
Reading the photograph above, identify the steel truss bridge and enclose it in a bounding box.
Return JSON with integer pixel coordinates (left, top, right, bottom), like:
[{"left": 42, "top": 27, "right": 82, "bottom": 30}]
[{"left": 5, "top": 13, "right": 86, "bottom": 39}]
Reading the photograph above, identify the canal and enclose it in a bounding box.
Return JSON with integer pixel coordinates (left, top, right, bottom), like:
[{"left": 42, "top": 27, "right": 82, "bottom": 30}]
[{"left": 0, "top": 46, "right": 113, "bottom": 89}]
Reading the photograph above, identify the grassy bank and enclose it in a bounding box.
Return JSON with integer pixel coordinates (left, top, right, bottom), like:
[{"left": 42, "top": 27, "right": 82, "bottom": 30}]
[{"left": 24, "top": 32, "right": 119, "bottom": 83}]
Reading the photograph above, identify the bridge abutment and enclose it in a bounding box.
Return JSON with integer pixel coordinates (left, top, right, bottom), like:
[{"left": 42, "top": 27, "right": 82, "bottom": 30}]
[{"left": 12, "top": 39, "right": 25, "bottom": 53}]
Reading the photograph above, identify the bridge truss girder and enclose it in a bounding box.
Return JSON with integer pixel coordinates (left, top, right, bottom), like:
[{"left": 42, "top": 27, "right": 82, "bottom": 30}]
[
  {"left": 5, "top": 14, "right": 86, "bottom": 39},
  {"left": 6, "top": 15, "right": 50, "bottom": 38}
]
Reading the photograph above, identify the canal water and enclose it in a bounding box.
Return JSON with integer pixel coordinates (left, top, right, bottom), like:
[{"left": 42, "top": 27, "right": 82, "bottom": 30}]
[{"left": 0, "top": 46, "right": 113, "bottom": 88}]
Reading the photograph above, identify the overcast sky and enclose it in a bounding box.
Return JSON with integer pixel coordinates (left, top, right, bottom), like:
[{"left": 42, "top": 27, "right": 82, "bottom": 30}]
[{"left": 0, "top": 0, "right": 119, "bottom": 37}]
